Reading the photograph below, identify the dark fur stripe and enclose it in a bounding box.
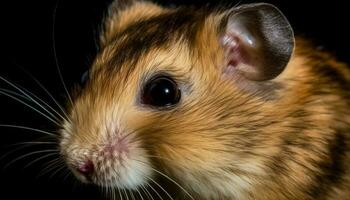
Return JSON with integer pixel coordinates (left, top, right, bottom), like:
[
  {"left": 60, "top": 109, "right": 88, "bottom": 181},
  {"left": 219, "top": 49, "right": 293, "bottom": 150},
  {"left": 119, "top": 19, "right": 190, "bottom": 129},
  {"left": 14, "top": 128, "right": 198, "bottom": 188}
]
[
  {"left": 105, "top": 7, "right": 207, "bottom": 76},
  {"left": 307, "top": 130, "right": 347, "bottom": 199}
]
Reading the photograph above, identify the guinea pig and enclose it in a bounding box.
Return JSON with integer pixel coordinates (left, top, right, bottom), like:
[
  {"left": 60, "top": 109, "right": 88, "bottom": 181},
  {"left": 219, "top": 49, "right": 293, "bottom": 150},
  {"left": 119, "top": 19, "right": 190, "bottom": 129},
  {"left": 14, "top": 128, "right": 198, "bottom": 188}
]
[{"left": 59, "top": 0, "right": 350, "bottom": 199}]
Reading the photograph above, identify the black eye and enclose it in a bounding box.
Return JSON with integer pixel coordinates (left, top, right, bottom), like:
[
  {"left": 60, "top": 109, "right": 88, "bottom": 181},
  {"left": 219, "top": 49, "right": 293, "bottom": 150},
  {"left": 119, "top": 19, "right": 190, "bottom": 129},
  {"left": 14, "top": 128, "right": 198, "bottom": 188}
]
[
  {"left": 142, "top": 76, "right": 181, "bottom": 107},
  {"left": 80, "top": 70, "right": 89, "bottom": 85}
]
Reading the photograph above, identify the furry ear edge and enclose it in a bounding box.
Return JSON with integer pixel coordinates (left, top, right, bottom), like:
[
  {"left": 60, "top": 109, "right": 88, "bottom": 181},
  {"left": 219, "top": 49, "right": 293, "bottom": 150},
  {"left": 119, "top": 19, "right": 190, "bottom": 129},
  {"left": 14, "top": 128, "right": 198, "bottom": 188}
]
[
  {"left": 100, "top": 0, "right": 161, "bottom": 47},
  {"left": 100, "top": 0, "right": 140, "bottom": 46}
]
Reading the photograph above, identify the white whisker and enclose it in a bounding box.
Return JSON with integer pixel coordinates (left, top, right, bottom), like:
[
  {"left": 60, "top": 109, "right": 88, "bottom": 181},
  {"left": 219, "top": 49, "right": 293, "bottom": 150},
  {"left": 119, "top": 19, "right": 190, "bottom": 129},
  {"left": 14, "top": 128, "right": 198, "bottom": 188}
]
[
  {"left": 0, "top": 144, "right": 35, "bottom": 162},
  {"left": 133, "top": 159, "right": 194, "bottom": 200},
  {"left": 134, "top": 185, "right": 145, "bottom": 200},
  {"left": 0, "top": 76, "right": 64, "bottom": 123},
  {"left": 0, "top": 124, "right": 58, "bottom": 138},
  {"left": 111, "top": 187, "right": 116, "bottom": 200},
  {"left": 142, "top": 155, "right": 175, "bottom": 163},
  {"left": 62, "top": 168, "right": 73, "bottom": 182},
  {"left": 129, "top": 189, "right": 137, "bottom": 200},
  {"left": 122, "top": 187, "right": 130, "bottom": 200},
  {"left": 36, "top": 157, "right": 63, "bottom": 179},
  {"left": 4, "top": 149, "right": 58, "bottom": 169},
  {"left": 140, "top": 184, "right": 155, "bottom": 200},
  {"left": 117, "top": 186, "right": 124, "bottom": 200},
  {"left": 1, "top": 138, "right": 56, "bottom": 162},
  {"left": 106, "top": 183, "right": 110, "bottom": 200},
  {"left": 150, "top": 167, "right": 192, "bottom": 200},
  {"left": 145, "top": 175, "right": 174, "bottom": 200},
  {"left": 17, "top": 85, "right": 68, "bottom": 122},
  {"left": 0, "top": 90, "right": 61, "bottom": 126},
  {"left": 0, "top": 88, "right": 31, "bottom": 100},
  {"left": 49, "top": 164, "right": 67, "bottom": 179},
  {"left": 4, "top": 149, "right": 59, "bottom": 169},
  {"left": 144, "top": 180, "right": 164, "bottom": 200},
  {"left": 5, "top": 141, "right": 57, "bottom": 148},
  {"left": 56, "top": 165, "right": 71, "bottom": 180},
  {"left": 52, "top": 1, "right": 74, "bottom": 107},
  {"left": 15, "top": 64, "right": 71, "bottom": 121},
  {"left": 99, "top": 184, "right": 105, "bottom": 199},
  {"left": 24, "top": 152, "right": 59, "bottom": 169}
]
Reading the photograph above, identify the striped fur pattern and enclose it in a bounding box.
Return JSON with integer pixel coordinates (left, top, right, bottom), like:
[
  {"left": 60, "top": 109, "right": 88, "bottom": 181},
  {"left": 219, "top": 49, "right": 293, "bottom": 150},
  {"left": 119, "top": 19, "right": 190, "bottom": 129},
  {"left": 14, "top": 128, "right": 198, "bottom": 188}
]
[{"left": 60, "top": 1, "right": 350, "bottom": 199}]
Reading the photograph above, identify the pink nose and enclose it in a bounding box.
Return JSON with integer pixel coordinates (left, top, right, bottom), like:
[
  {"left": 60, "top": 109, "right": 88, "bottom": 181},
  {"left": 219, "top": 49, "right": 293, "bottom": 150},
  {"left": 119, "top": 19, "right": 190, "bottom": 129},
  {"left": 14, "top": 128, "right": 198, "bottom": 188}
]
[{"left": 76, "top": 160, "right": 94, "bottom": 177}]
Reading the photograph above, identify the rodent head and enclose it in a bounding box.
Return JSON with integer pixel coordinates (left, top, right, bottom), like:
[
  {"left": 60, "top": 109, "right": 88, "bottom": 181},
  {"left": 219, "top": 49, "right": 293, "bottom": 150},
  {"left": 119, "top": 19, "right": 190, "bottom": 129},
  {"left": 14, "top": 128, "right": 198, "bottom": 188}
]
[{"left": 60, "top": 0, "right": 294, "bottom": 198}]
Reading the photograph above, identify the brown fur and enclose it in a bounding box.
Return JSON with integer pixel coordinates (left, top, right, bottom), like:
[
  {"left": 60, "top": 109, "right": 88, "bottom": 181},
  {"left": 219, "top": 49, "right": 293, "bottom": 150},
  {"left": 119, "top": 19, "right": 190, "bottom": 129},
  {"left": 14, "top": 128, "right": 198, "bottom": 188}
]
[{"left": 60, "top": 1, "right": 350, "bottom": 200}]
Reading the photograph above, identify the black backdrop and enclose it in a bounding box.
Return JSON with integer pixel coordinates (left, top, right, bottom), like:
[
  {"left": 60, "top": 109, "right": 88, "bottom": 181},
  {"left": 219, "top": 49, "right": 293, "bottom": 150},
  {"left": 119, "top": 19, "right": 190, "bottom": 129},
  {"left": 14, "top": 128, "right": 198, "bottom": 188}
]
[{"left": 1, "top": 0, "right": 349, "bottom": 199}]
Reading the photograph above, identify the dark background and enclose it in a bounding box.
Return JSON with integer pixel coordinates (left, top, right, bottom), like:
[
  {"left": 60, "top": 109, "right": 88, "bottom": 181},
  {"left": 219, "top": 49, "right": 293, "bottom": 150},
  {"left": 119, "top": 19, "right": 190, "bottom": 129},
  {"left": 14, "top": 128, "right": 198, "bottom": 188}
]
[{"left": 1, "top": 0, "right": 349, "bottom": 199}]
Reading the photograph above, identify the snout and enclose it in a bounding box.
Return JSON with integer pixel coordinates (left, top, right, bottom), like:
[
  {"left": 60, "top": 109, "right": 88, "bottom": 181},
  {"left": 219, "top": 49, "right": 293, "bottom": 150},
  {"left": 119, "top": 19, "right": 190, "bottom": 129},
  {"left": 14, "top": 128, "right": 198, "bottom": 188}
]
[{"left": 61, "top": 134, "right": 153, "bottom": 189}]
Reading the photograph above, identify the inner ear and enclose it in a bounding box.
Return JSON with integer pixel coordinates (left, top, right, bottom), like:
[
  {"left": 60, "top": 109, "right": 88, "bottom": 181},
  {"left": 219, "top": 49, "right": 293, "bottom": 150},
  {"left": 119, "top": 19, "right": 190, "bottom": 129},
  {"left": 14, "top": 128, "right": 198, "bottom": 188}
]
[{"left": 220, "top": 3, "right": 295, "bottom": 81}]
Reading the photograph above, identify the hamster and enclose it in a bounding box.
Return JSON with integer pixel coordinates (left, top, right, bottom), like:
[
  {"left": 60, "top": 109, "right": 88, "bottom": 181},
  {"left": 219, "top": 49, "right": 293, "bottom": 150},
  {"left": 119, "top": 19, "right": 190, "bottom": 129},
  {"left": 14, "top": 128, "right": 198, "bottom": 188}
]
[{"left": 59, "top": 0, "right": 350, "bottom": 199}]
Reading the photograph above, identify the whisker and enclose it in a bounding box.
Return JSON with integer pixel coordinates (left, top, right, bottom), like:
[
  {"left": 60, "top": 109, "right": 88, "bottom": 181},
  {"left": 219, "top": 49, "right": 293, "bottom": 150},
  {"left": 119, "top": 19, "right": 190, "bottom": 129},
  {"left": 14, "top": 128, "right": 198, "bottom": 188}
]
[
  {"left": 122, "top": 187, "right": 130, "bottom": 200},
  {"left": 144, "top": 181, "right": 164, "bottom": 200},
  {"left": 0, "top": 124, "right": 58, "bottom": 138},
  {"left": 140, "top": 155, "right": 175, "bottom": 163},
  {"left": 134, "top": 185, "right": 145, "bottom": 200},
  {"left": 109, "top": 184, "right": 114, "bottom": 200},
  {"left": 4, "top": 149, "right": 59, "bottom": 169},
  {"left": 133, "top": 158, "right": 195, "bottom": 200},
  {"left": 17, "top": 85, "right": 68, "bottom": 122},
  {"left": 129, "top": 189, "right": 136, "bottom": 200},
  {"left": 0, "top": 76, "right": 64, "bottom": 123},
  {"left": 145, "top": 175, "right": 174, "bottom": 200},
  {"left": 5, "top": 141, "right": 57, "bottom": 148},
  {"left": 102, "top": 172, "right": 113, "bottom": 200},
  {"left": 105, "top": 183, "right": 110, "bottom": 200},
  {"left": 49, "top": 164, "right": 68, "bottom": 179},
  {"left": 0, "top": 88, "right": 31, "bottom": 101},
  {"left": 140, "top": 184, "right": 154, "bottom": 200},
  {"left": 151, "top": 167, "right": 193, "bottom": 200},
  {"left": 111, "top": 186, "right": 116, "bottom": 200},
  {"left": 52, "top": 0, "right": 74, "bottom": 107},
  {"left": 56, "top": 165, "right": 71, "bottom": 180},
  {"left": 62, "top": 168, "right": 73, "bottom": 182},
  {"left": 1, "top": 135, "right": 56, "bottom": 161},
  {"left": 106, "top": 186, "right": 110, "bottom": 200},
  {"left": 0, "top": 143, "right": 36, "bottom": 162},
  {"left": 24, "top": 152, "right": 59, "bottom": 169},
  {"left": 117, "top": 186, "right": 124, "bottom": 200},
  {"left": 0, "top": 90, "right": 61, "bottom": 126},
  {"left": 36, "top": 157, "right": 65, "bottom": 180},
  {"left": 131, "top": 165, "right": 167, "bottom": 200},
  {"left": 99, "top": 185, "right": 104, "bottom": 200},
  {"left": 15, "top": 63, "right": 71, "bottom": 121}
]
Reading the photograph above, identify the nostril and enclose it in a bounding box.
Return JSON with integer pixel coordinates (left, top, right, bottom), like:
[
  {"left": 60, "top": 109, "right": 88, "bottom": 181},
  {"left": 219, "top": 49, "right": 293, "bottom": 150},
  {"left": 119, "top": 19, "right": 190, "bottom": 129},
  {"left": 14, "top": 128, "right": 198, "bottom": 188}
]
[{"left": 76, "top": 160, "right": 94, "bottom": 177}]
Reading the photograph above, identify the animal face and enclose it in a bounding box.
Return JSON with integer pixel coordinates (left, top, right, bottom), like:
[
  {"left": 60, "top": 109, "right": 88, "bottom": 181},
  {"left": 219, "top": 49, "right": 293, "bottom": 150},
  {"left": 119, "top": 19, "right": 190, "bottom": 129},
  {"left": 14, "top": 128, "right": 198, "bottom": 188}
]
[{"left": 60, "top": 1, "right": 295, "bottom": 199}]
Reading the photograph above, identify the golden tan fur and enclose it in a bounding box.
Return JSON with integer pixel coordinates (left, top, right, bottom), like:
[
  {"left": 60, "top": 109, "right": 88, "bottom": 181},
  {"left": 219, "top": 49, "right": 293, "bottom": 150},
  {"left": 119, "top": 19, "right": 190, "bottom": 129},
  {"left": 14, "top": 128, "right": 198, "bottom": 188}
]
[{"left": 60, "top": 1, "right": 350, "bottom": 199}]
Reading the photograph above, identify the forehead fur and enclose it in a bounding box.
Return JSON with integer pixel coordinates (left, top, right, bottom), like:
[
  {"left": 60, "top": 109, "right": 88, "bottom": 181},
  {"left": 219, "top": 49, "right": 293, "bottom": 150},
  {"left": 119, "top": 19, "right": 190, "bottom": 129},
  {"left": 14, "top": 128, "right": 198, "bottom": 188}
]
[{"left": 96, "top": 2, "right": 219, "bottom": 75}]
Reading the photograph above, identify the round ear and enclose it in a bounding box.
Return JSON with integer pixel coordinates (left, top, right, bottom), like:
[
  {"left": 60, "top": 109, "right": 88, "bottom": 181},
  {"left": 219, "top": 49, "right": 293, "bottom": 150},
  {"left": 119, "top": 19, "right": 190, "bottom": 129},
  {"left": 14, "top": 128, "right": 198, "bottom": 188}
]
[
  {"left": 107, "top": 0, "right": 139, "bottom": 14},
  {"left": 220, "top": 3, "right": 295, "bottom": 81},
  {"left": 100, "top": 0, "right": 162, "bottom": 47},
  {"left": 101, "top": 0, "right": 139, "bottom": 46}
]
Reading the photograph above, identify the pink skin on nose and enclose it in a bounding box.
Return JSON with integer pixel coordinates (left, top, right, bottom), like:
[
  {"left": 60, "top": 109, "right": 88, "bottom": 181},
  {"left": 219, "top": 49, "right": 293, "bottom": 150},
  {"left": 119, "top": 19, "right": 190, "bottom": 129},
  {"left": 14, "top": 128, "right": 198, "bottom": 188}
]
[
  {"left": 75, "top": 136, "right": 130, "bottom": 180},
  {"left": 77, "top": 160, "right": 94, "bottom": 176},
  {"left": 104, "top": 136, "right": 130, "bottom": 156}
]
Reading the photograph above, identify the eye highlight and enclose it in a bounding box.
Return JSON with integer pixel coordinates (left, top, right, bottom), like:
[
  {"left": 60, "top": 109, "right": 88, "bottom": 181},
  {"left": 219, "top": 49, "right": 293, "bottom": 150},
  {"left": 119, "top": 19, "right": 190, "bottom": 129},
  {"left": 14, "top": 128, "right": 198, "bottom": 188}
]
[{"left": 141, "top": 75, "right": 181, "bottom": 108}]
